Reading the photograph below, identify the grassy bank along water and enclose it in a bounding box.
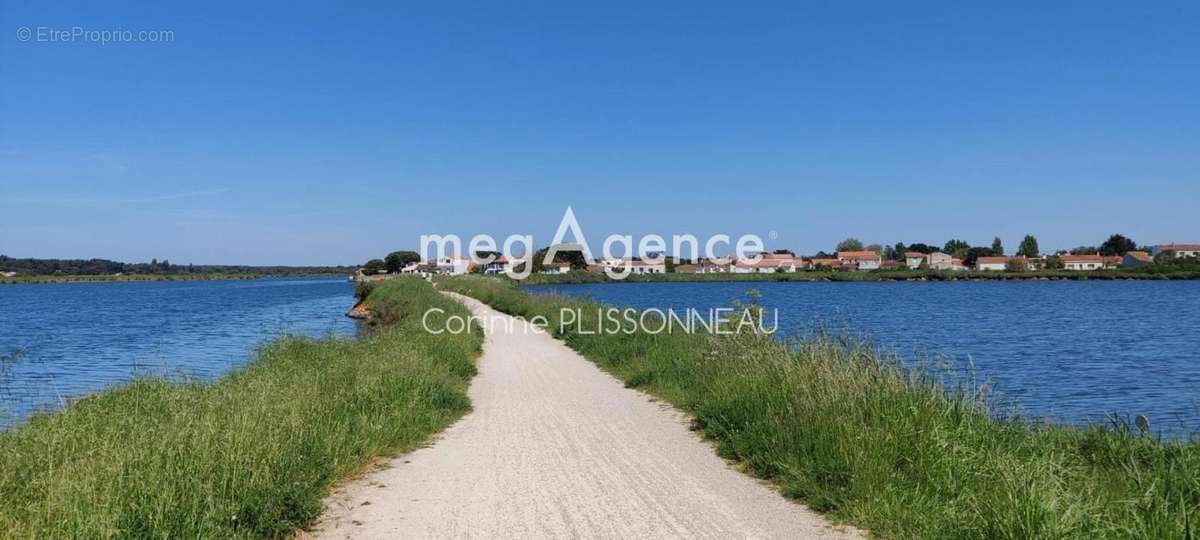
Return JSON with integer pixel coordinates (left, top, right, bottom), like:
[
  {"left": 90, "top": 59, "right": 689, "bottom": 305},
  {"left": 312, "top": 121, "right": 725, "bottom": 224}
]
[
  {"left": 439, "top": 275, "right": 1200, "bottom": 539},
  {"left": 0, "top": 278, "right": 480, "bottom": 538}
]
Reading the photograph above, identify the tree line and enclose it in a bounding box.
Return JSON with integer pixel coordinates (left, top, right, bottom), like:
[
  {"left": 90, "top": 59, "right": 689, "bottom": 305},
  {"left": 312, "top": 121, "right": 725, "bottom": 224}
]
[
  {"left": 0, "top": 255, "right": 354, "bottom": 276},
  {"left": 828, "top": 233, "right": 1153, "bottom": 267}
]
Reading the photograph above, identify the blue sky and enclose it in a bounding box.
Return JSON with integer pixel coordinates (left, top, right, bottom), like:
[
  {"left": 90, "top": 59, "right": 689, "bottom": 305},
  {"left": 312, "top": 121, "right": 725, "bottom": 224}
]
[{"left": 2, "top": 1, "right": 1197, "bottom": 265}]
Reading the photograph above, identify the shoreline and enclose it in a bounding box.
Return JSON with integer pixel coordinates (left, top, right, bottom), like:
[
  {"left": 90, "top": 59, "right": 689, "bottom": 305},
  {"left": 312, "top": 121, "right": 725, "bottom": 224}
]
[
  {"left": 0, "top": 273, "right": 349, "bottom": 285},
  {"left": 0, "top": 278, "right": 482, "bottom": 537},
  {"left": 518, "top": 267, "right": 1200, "bottom": 285}
]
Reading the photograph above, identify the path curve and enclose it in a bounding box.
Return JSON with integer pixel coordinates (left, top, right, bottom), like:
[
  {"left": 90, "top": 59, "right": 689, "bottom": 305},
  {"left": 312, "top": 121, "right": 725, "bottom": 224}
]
[{"left": 312, "top": 292, "right": 859, "bottom": 539}]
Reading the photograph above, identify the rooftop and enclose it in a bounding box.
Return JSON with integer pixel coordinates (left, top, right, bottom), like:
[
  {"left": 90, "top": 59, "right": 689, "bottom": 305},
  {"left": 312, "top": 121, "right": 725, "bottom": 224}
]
[{"left": 838, "top": 251, "right": 881, "bottom": 260}]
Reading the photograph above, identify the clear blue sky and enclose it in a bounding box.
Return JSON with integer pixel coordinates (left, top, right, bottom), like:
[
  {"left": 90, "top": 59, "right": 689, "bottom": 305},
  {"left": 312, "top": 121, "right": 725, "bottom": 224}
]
[{"left": 2, "top": 1, "right": 1197, "bottom": 265}]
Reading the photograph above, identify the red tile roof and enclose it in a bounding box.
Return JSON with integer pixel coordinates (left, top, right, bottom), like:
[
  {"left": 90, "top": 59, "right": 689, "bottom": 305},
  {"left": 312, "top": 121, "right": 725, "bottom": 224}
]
[
  {"left": 1126, "top": 251, "right": 1153, "bottom": 262},
  {"left": 1061, "top": 255, "right": 1105, "bottom": 263},
  {"left": 838, "top": 251, "right": 881, "bottom": 260}
]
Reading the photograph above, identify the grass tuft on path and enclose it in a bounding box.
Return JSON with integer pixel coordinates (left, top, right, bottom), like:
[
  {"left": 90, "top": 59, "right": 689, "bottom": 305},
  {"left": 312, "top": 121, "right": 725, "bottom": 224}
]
[
  {"left": 439, "top": 275, "right": 1200, "bottom": 539},
  {"left": 0, "top": 278, "right": 480, "bottom": 538}
]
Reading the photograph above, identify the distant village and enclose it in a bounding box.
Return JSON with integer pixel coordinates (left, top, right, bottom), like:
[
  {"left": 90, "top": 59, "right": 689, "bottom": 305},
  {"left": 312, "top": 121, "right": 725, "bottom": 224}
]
[{"left": 357, "top": 236, "right": 1200, "bottom": 279}]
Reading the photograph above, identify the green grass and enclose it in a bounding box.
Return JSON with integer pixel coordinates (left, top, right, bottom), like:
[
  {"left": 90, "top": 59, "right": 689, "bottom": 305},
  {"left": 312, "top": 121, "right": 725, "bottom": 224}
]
[
  {"left": 0, "top": 278, "right": 481, "bottom": 538},
  {"left": 518, "top": 267, "right": 1200, "bottom": 284},
  {"left": 439, "top": 275, "right": 1200, "bottom": 539}
]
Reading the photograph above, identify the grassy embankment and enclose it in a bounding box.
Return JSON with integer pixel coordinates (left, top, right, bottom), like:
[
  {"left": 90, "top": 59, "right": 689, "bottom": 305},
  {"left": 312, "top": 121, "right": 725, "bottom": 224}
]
[
  {"left": 520, "top": 267, "right": 1200, "bottom": 284},
  {"left": 0, "top": 278, "right": 480, "bottom": 538},
  {"left": 439, "top": 275, "right": 1199, "bottom": 539}
]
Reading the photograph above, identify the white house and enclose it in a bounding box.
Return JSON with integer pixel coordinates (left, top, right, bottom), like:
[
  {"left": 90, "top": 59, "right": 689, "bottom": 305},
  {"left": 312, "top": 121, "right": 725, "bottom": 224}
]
[
  {"left": 1152, "top": 244, "right": 1200, "bottom": 258},
  {"left": 904, "top": 252, "right": 929, "bottom": 269},
  {"left": 927, "top": 252, "right": 956, "bottom": 270},
  {"left": 601, "top": 258, "right": 667, "bottom": 275},
  {"left": 732, "top": 259, "right": 774, "bottom": 273},
  {"left": 540, "top": 262, "right": 572, "bottom": 274},
  {"left": 731, "top": 254, "right": 803, "bottom": 273},
  {"left": 1061, "top": 254, "right": 1106, "bottom": 271},
  {"left": 694, "top": 256, "right": 733, "bottom": 273},
  {"left": 436, "top": 255, "right": 473, "bottom": 275},
  {"left": 905, "top": 251, "right": 958, "bottom": 270},
  {"left": 837, "top": 251, "right": 882, "bottom": 270},
  {"left": 482, "top": 257, "right": 513, "bottom": 274},
  {"left": 974, "top": 256, "right": 1009, "bottom": 271},
  {"left": 627, "top": 260, "right": 665, "bottom": 274}
]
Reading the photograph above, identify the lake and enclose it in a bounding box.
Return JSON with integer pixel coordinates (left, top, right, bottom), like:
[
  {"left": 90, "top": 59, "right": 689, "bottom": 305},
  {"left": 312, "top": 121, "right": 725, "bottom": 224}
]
[
  {"left": 526, "top": 280, "right": 1200, "bottom": 436},
  {"left": 0, "top": 278, "right": 357, "bottom": 427}
]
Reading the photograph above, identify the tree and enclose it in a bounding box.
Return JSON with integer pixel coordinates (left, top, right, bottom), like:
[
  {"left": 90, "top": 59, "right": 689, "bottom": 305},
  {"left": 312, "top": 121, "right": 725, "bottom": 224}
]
[
  {"left": 1070, "top": 246, "right": 1100, "bottom": 255},
  {"left": 363, "top": 259, "right": 386, "bottom": 274},
  {"left": 1005, "top": 258, "right": 1028, "bottom": 272},
  {"left": 906, "top": 243, "right": 937, "bottom": 254},
  {"left": 530, "top": 246, "right": 588, "bottom": 272},
  {"left": 1017, "top": 235, "right": 1040, "bottom": 258},
  {"left": 772, "top": 249, "right": 795, "bottom": 256},
  {"left": 883, "top": 245, "right": 897, "bottom": 261},
  {"left": 836, "top": 238, "right": 864, "bottom": 252},
  {"left": 963, "top": 247, "right": 994, "bottom": 267},
  {"left": 865, "top": 244, "right": 883, "bottom": 256},
  {"left": 1044, "top": 255, "right": 1064, "bottom": 270},
  {"left": 384, "top": 250, "right": 421, "bottom": 273},
  {"left": 943, "top": 239, "right": 970, "bottom": 255},
  {"left": 991, "top": 237, "right": 1004, "bottom": 256},
  {"left": 1099, "top": 234, "right": 1137, "bottom": 256},
  {"left": 892, "top": 242, "right": 906, "bottom": 261}
]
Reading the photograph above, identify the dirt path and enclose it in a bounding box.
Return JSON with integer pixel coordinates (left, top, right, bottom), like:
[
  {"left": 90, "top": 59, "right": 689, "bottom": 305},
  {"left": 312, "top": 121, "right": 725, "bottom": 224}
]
[{"left": 311, "top": 292, "right": 860, "bottom": 539}]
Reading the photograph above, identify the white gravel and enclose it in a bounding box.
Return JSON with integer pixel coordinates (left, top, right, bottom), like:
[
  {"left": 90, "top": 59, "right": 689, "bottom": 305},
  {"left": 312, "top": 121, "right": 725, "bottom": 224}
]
[{"left": 310, "top": 292, "right": 861, "bottom": 539}]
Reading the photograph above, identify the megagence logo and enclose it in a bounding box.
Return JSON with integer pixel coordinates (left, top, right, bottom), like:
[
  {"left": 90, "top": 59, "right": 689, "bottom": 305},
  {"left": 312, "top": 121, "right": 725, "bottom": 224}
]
[{"left": 420, "top": 207, "right": 768, "bottom": 280}]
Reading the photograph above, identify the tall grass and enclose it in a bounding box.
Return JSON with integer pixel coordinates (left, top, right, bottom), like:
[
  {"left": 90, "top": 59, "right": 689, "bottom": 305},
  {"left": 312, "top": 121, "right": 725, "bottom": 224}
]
[
  {"left": 0, "top": 278, "right": 480, "bottom": 538},
  {"left": 439, "top": 275, "right": 1200, "bottom": 539}
]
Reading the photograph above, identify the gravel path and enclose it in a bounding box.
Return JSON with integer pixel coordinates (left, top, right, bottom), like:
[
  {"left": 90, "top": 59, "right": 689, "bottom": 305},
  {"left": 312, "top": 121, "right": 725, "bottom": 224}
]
[{"left": 311, "top": 292, "right": 860, "bottom": 539}]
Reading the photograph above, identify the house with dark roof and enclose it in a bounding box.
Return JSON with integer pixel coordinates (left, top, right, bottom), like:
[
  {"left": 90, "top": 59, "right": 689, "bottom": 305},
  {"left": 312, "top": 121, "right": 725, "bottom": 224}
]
[{"left": 1122, "top": 251, "right": 1154, "bottom": 268}]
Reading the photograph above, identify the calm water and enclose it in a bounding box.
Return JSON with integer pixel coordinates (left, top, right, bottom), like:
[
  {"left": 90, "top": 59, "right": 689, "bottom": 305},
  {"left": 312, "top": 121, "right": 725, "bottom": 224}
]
[
  {"left": 527, "top": 281, "right": 1200, "bottom": 435},
  {"left": 0, "top": 278, "right": 357, "bottom": 427}
]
